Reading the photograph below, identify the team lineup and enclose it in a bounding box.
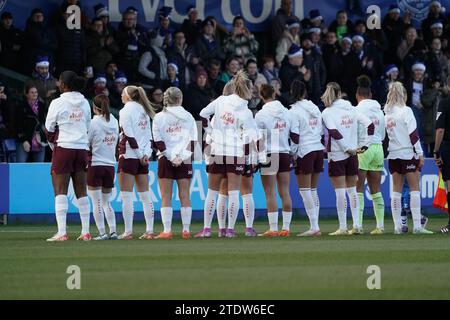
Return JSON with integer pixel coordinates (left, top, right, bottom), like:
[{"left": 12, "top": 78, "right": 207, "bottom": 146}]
[{"left": 44, "top": 69, "right": 434, "bottom": 242}]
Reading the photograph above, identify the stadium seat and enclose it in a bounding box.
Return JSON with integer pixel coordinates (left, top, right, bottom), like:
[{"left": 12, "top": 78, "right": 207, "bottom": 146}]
[{"left": 2, "top": 138, "right": 17, "bottom": 163}]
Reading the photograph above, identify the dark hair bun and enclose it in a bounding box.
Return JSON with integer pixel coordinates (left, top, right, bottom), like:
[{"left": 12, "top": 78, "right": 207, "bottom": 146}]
[{"left": 357, "top": 75, "right": 371, "bottom": 88}]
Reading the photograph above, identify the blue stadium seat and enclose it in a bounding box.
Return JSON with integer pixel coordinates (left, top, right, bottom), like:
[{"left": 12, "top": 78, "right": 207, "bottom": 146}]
[{"left": 2, "top": 138, "right": 17, "bottom": 163}]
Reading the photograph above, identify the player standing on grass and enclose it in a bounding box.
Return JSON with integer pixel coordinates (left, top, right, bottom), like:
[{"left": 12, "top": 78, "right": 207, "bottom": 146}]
[
  {"left": 289, "top": 80, "right": 324, "bottom": 237},
  {"left": 196, "top": 71, "right": 256, "bottom": 238},
  {"left": 256, "top": 84, "right": 296, "bottom": 237},
  {"left": 384, "top": 82, "right": 433, "bottom": 235},
  {"left": 117, "top": 86, "right": 156, "bottom": 240},
  {"left": 87, "top": 95, "right": 119, "bottom": 240},
  {"left": 354, "top": 76, "right": 386, "bottom": 235},
  {"left": 152, "top": 87, "right": 198, "bottom": 239},
  {"left": 45, "top": 71, "right": 92, "bottom": 242},
  {"left": 434, "top": 75, "right": 450, "bottom": 234},
  {"left": 321, "top": 82, "right": 374, "bottom": 236}
]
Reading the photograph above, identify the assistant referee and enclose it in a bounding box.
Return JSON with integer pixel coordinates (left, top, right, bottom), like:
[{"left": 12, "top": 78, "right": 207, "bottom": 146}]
[{"left": 434, "top": 75, "right": 450, "bottom": 234}]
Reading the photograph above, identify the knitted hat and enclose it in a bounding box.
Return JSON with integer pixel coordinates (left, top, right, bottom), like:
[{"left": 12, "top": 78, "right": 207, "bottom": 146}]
[
  {"left": 94, "top": 73, "right": 107, "bottom": 84},
  {"left": 159, "top": 6, "right": 172, "bottom": 19},
  {"left": 93, "top": 3, "right": 109, "bottom": 18},
  {"left": 412, "top": 62, "right": 426, "bottom": 72},
  {"left": 286, "top": 18, "right": 300, "bottom": 30},
  {"left": 388, "top": 4, "right": 401, "bottom": 14},
  {"left": 309, "top": 9, "right": 322, "bottom": 21},
  {"left": 114, "top": 71, "right": 128, "bottom": 83},
  {"left": 168, "top": 62, "right": 179, "bottom": 75},
  {"left": 288, "top": 44, "right": 303, "bottom": 58},
  {"left": 36, "top": 56, "right": 50, "bottom": 68},
  {"left": 384, "top": 64, "right": 398, "bottom": 76}
]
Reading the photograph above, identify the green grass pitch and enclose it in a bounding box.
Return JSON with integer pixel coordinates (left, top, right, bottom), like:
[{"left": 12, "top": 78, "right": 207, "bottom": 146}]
[{"left": 1, "top": 217, "right": 450, "bottom": 300}]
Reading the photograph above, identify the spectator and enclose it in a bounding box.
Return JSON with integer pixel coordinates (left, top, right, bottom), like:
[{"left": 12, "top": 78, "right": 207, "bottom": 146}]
[
  {"left": 31, "top": 56, "right": 58, "bottom": 107},
  {"left": 382, "top": 4, "right": 411, "bottom": 65},
  {"left": 223, "top": 16, "right": 259, "bottom": 62},
  {"left": 206, "top": 59, "right": 225, "bottom": 97},
  {"left": 365, "top": 23, "right": 389, "bottom": 65},
  {"left": 406, "top": 62, "right": 427, "bottom": 146},
  {"left": 422, "top": 1, "right": 446, "bottom": 44},
  {"left": 108, "top": 71, "right": 127, "bottom": 118},
  {"left": 272, "top": 0, "right": 298, "bottom": 46},
  {"left": 339, "top": 36, "right": 362, "bottom": 104},
  {"left": 246, "top": 59, "right": 268, "bottom": 111},
  {"left": 86, "top": 18, "right": 119, "bottom": 74},
  {"left": 194, "top": 18, "right": 225, "bottom": 66},
  {"left": 150, "top": 6, "right": 174, "bottom": 50},
  {"left": 261, "top": 55, "right": 279, "bottom": 83},
  {"left": 51, "top": 0, "right": 90, "bottom": 28},
  {"left": 15, "top": 82, "right": 47, "bottom": 163},
  {"left": 373, "top": 64, "right": 399, "bottom": 105},
  {"left": 0, "top": 12, "right": 23, "bottom": 72},
  {"left": 403, "top": 39, "right": 428, "bottom": 81},
  {"left": 218, "top": 56, "right": 240, "bottom": 83},
  {"left": 115, "top": 9, "right": 149, "bottom": 82},
  {"left": 205, "top": 16, "right": 229, "bottom": 45},
  {"left": 166, "top": 31, "right": 194, "bottom": 89},
  {"left": 309, "top": 27, "right": 323, "bottom": 54},
  {"left": 321, "top": 31, "right": 343, "bottom": 83},
  {"left": 270, "top": 77, "right": 288, "bottom": 107},
  {"left": 162, "top": 63, "right": 182, "bottom": 91},
  {"left": 328, "top": 10, "right": 355, "bottom": 41},
  {"left": 421, "top": 79, "right": 441, "bottom": 156},
  {"left": 352, "top": 34, "right": 381, "bottom": 81},
  {"left": 148, "top": 87, "right": 164, "bottom": 113},
  {"left": 93, "top": 3, "right": 115, "bottom": 37},
  {"left": 279, "top": 44, "right": 311, "bottom": 94},
  {"left": 0, "top": 81, "right": 13, "bottom": 141},
  {"left": 179, "top": 5, "right": 202, "bottom": 46},
  {"left": 184, "top": 68, "right": 214, "bottom": 120},
  {"left": 138, "top": 38, "right": 168, "bottom": 90},
  {"left": 426, "top": 37, "right": 448, "bottom": 84},
  {"left": 302, "top": 9, "right": 327, "bottom": 34},
  {"left": 301, "top": 33, "right": 326, "bottom": 105},
  {"left": 276, "top": 18, "right": 301, "bottom": 66},
  {"left": 23, "top": 9, "right": 58, "bottom": 75},
  {"left": 54, "top": 3, "right": 87, "bottom": 75},
  {"left": 105, "top": 60, "right": 118, "bottom": 89},
  {"left": 86, "top": 74, "right": 109, "bottom": 99},
  {"left": 397, "top": 26, "right": 418, "bottom": 61},
  {"left": 429, "top": 20, "right": 445, "bottom": 41}
]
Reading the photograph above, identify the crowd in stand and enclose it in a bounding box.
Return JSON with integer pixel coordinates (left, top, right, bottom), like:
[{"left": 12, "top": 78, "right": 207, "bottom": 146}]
[{"left": 0, "top": 0, "right": 449, "bottom": 162}]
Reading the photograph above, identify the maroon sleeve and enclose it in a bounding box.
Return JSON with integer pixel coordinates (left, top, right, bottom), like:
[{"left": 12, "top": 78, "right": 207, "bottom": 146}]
[
  {"left": 409, "top": 129, "right": 419, "bottom": 145},
  {"left": 290, "top": 132, "right": 299, "bottom": 144},
  {"left": 328, "top": 129, "right": 343, "bottom": 140},
  {"left": 244, "top": 143, "right": 250, "bottom": 156},
  {"left": 367, "top": 123, "right": 375, "bottom": 136},
  {"left": 153, "top": 141, "right": 167, "bottom": 152},
  {"left": 127, "top": 136, "right": 139, "bottom": 149},
  {"left": 187, "top": 141, "right": 196, "bottom": 152},
  {"left": 45, "top": 128, "right": 57, "bottom": 144},
  {"left": 200, "top": 116, "right": 209, "bottom": 128}
]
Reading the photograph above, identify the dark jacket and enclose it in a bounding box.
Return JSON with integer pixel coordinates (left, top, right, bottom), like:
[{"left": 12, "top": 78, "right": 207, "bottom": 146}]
[
  {"left": 31, "top": 72, "right": 59, "bottom": 107},
  {"left": 85, "top": 28, "right": 120, "bottom": 73},
  {"left": 194, "top": 35, "right": 225, "bottom": 65},
  {"left": 321, "top": 43, "right": 344, "bottom": 83},
  {"left": 0, "top": 24, "right": 23, "bottom": 72},
  {"left": 184, "top": 83, "right": 214, "bottom": 120},
  {"left": 180, "top": 19, "right": 202, "bottom": 46},
  {"left": 16, "top": 99, "right": 48, "bottom": 145},
  {"left": 54, "top": 21, "right": 86, "bottom": 75},
  {"left": 302, "top": 49, "right": 326, "bottom": 105},
  {"left": 279, "top": 57, "right": 306, "bottom": 94},
  {"left": 340, "top": 50, "right": 363, "bottom": 105},
  {"left": 271, "top": 9, "right": 299, "bottom": 45},
  {"left": 421, "top": 13, "right": 446, "bottom": 44},
  {"left": 166, "top": 43, "right": 194, "bottom": 90},
  {"left": 23, "top": 20, "right": 58, "bottom": 75},
  {"left": 381, "top": 15, "right": 410, "bottom": 64}
]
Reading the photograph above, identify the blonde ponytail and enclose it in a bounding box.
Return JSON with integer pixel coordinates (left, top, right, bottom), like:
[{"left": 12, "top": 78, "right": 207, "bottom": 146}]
[
  {"left": 125, "top": 86, "right": 156, "bottom": 119},
  {"left": 385, "top": 81, "right": 406, "bottom": 111},
  {"left": 321, "top": 82, "right": 341, "bottom": 108},
  {"left": 163, "top": 87, "right": 183, "bottom": 110},
  {"left": 222, "top": 81, "right": 236, "bottom": 96},
  {"left": 232, "top": 70, "right": 252, "bottom": 100}
]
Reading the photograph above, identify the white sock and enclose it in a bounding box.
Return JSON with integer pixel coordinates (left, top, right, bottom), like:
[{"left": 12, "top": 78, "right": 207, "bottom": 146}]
[
  {"left": 138, "top": 191, "right": 154, "bottom": 234},
  {"left": 300, "top": 188, "right": 318, "bottom": 231},
  {"left": 268, "top": 212, "right": 278, "bottom": 231},
  {"left": 227, "top": 190, "right": 240, "bottom": 230},
  {"left": 88, "top": 189, "right": 105, "bottom": 235},
  {"left": 346, "top": 187, "right": 360, "bottom": 229},
  {"left": 335, "top": 188, "right": 347, "bottom": 230},
  {"left": 391, "top": 192, "right": 402, "bottom": 230},
  {"left": 311, "top": 188, "right": 320, "bottom": 230},
  {"left": 282, "top": 211, "right": 292, "bottom": 231},
  {"left": 204, "top": 189, "right": 219, "bottom": 229},
  {"left": 160, "top": 207, "right": 173, "bottom": 233},
  {"left": 216, "top": 194, "right": 228, "bottom": 229},
  {"left": 55, "top": 195, "right": 68, "bottom": 236},
  {"left": 181, "top": 207, "right": 192, "bottom": 232},
  {"left": 77, "top": 196, "right": 91, "bottom": 235},
  {"left": 242, "top": 194, "right": 255, "bottom": 228},
  {"left": 102, "top": 192, "right": 116, "bottom": 234},
  {"left": 410, "top": 191, "right": 422, "bottom": 230},
  {"left": 121, "top": 191, "right": 134, "bottom": 234}
]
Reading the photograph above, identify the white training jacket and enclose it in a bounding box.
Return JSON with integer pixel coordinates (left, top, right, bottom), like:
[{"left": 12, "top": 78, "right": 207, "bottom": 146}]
[
  {"left": 289, "top": 99, "right": 324, "bottom": 158},
  {"left": 356, "top": 99, "right": 386, "bottom": 147},
  {"left": 385, "top": 105, "right": 423, "bottom": 160},
  {"left": 255, "top": 100, "right": 292, "bottom": 154},
  {"left": 45, "top": 91, "right": 91, "bottom": 150},
  {"left": 152, "top": 106, "right": 198, "bottom": 162},
  {"left": 119, "top": 101, "right": 153, "bottom": 160},
  {"left": 88, "top": 114, "right": 119, "bottom": 167},
  {"left": 322, "top": 99, "right": 373, "bottom": 162},
  {"left": 200, "top": 94, "right": 258, "bottom": 158}
]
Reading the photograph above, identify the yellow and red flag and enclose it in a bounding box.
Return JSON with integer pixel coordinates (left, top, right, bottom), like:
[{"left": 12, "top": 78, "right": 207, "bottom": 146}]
[{"left": 433, "top": 171, "right": 448, "bottom": 212}]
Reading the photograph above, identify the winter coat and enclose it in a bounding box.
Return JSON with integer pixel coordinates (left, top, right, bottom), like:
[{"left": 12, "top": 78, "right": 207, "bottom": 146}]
[
  {"left": 183, "top": 83, "right": 214, "bottom": 120},
  {"left": 194, "top": 35, "right": 225, "bottom": 65},
  {"left": 279, "top": 57, "right": 306, "bottom": 94},
  {"left": 85, "top": 29, "right": 119, "bottom": 73},
  {"left": 302, "top": 49, "right": 327, "bottom": 105},
  {"left": 0, "top": 24, "right": 23, "bottom": 72},
  {"left": 16, "top": 99, "right": 48, "bottom": 145},
  {"left": 54, "top": 21, "right": 86, "bottom": 74}
]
